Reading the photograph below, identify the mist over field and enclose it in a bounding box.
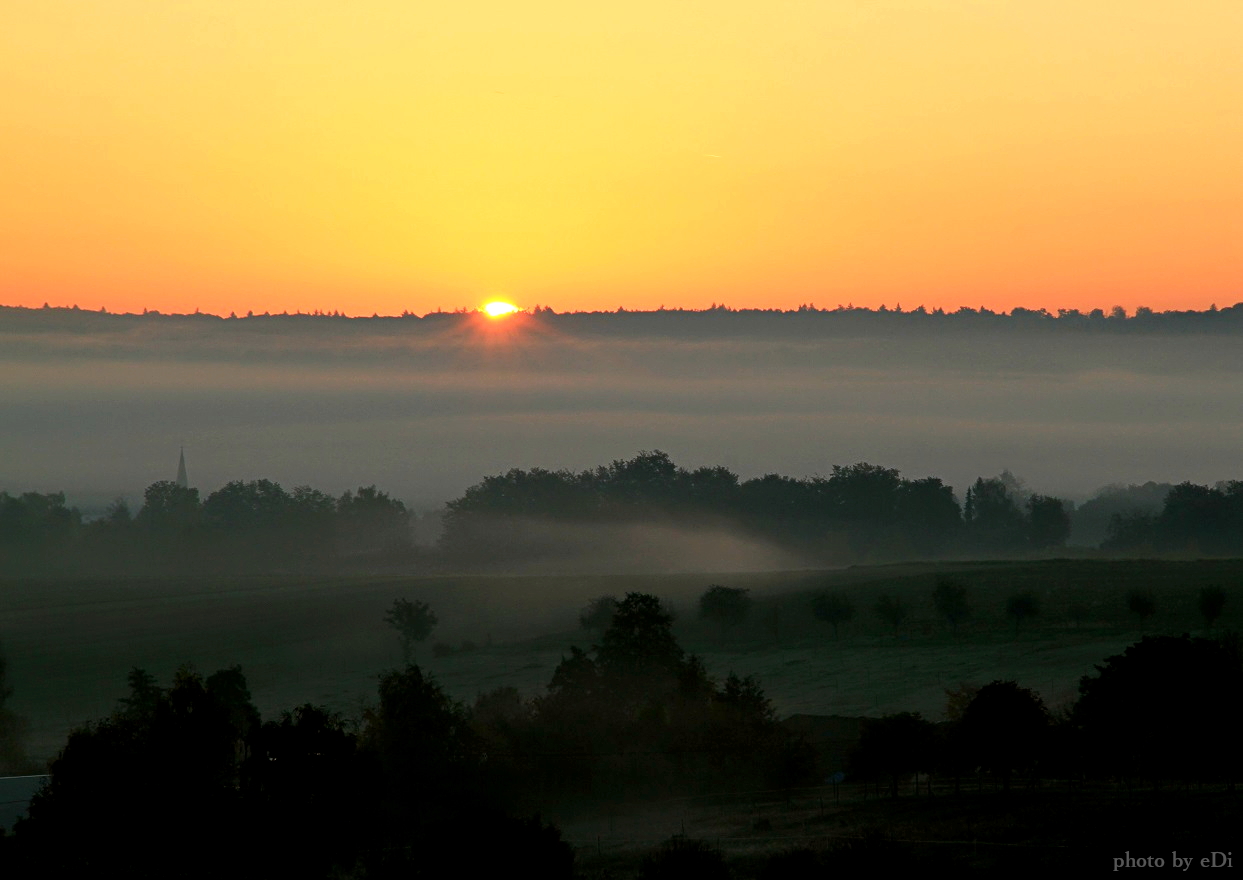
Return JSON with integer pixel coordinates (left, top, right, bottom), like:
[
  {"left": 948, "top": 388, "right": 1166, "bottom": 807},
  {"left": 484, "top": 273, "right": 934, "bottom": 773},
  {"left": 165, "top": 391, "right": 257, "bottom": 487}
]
[{"left": 3, "top": 305, "right": 1242, "bottom": 513}]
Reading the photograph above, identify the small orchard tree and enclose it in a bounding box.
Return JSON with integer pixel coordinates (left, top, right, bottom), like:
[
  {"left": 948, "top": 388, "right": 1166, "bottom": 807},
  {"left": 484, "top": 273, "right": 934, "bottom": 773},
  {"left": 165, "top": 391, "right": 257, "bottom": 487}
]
[
  {"left": 932, "top": 578, "right": 971, "bottom": 634},
  {"left": 1125, "top": 588, "right": 1156, "bottom": 632},
  {"left": 698, "top": 585, "right": 752, "bottom": 634},
  {"left": 812, "top": 593, "right": 854, "bottom": 641},
  {"left": 384, "top": 598, "right": 438, "bottom": 663},
  {"left": 1199, "top": 586, "right": 1226, "bottom": 629},
  {"left": 1005, "top": 592, "right": 1039, "bottom": 635},
  {"left": 874, "top": 595, "right": 907, "bottom": 638},
  {"left": 579, "top": 595, "right": 617, "bottom": 633}
]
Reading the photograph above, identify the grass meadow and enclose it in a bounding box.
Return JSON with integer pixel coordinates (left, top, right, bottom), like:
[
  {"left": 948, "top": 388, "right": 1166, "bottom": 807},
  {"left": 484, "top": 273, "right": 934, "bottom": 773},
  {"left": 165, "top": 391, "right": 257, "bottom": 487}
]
[{"left": 3, "top": 558, "right": 1241, "bottom": 765}]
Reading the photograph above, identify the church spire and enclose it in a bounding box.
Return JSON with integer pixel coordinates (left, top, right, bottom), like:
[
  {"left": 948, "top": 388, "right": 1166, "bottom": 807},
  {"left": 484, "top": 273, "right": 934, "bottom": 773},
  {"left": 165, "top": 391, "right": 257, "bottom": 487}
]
[{"left": 176, "top": 446, "right": 188, "bottom": 488}]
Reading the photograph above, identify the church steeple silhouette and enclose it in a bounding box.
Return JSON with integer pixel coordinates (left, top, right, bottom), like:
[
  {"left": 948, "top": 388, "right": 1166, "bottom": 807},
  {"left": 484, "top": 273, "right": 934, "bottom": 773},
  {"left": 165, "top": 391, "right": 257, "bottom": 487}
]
[{"left": 176, "top": 447, "right": 188, "bottom": 488}]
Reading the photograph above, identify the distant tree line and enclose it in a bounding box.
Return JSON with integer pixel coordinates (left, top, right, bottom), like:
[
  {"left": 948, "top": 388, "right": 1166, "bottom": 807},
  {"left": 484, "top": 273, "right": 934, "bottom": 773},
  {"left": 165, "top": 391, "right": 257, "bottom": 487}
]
[
  {"left": 6, "top": 456, "right": 1243, "bottom": 574},
  {"left": 0, "top": 480, "right": 413, "bottom": 575},
  {"left": 440, "top": 452, "right": 1070, "bottom": 564},
  {"left": 1104, "top": 480, "right": 1243, "bottom": 555},
  {"left": 8, "top": 301, "right": 1243, "bottom": 333}
]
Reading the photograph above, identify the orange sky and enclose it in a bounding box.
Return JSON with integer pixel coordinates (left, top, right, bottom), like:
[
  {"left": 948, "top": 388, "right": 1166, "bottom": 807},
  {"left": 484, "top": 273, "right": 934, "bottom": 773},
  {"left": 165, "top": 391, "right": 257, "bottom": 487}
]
[{"left": 3, "top": 1, "right": 1241, "bottom": 316}]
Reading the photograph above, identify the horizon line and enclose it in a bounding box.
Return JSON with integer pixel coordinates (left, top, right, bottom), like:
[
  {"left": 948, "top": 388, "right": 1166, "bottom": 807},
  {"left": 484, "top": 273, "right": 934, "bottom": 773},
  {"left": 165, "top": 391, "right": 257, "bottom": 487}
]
[{"left": 5, "top": 301, "right": 1243, "bottom": 322}]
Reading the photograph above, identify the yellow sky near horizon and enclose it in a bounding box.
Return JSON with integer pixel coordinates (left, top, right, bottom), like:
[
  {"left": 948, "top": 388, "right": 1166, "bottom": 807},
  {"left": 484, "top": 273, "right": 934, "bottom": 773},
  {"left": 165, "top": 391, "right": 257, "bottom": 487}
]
[{"left": 3, "top": 1, "right": 1241, "bottom": 316}]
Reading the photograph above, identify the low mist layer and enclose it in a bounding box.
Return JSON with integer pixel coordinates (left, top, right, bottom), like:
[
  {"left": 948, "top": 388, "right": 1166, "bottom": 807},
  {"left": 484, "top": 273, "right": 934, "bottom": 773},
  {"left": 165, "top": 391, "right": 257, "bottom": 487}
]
[{"left": 3, "top": 306, "right": 1242, "bottom": 512}]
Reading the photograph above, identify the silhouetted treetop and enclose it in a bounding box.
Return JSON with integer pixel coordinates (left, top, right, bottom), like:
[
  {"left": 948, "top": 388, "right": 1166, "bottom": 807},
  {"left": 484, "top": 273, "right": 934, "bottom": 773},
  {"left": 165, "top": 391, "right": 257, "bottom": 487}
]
[
  {"left": 596, "top": 592, "right": 685, "bottom": 685},
  {"left": 1073, "top": 634, "right": 1243, "bottom": 782}
]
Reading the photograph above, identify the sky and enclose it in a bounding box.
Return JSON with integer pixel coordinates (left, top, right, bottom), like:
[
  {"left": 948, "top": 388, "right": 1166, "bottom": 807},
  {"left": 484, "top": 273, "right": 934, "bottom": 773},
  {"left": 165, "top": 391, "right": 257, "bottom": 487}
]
[{"left": 3, "top": 1, "right": 1241, "bottom": 316}]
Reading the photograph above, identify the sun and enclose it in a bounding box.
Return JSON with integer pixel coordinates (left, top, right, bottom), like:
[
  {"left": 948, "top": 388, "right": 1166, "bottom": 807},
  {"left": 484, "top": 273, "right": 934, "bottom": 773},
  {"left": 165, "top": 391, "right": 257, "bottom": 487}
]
[{"left": 482, "top": 300, "right": 521, "bottom": 318}]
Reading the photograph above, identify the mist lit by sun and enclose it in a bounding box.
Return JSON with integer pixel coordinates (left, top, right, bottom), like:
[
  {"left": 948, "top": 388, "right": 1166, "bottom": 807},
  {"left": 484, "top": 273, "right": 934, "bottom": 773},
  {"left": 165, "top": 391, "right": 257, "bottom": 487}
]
[{"left": 483, "top": 301, "right": 521, "bottom": 318}]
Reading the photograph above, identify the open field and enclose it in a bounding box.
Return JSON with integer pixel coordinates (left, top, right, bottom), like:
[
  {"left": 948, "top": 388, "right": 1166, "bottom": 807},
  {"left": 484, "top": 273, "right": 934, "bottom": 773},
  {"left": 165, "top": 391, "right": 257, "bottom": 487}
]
[
  {"left": 3, "top": 559, "right": 1241, "bottom": 764},
  {"left": 562, "top": 784, "right": 1243, "bottom": 876}
]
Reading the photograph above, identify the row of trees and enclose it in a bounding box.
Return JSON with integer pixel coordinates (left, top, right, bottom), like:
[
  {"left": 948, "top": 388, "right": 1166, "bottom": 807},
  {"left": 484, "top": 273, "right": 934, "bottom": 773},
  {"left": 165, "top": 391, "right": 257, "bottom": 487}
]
[
  {"left": 0, "top": 480, "right": 413, "bottom": 574},
  {"left": 811, "top": 580, "right": 1229, "bottom": 640},
  {"left": 850, "top": 633, "right": 1243, "bottom": 795},
  {"left": 17, "top": 301, "right": 1243, "bottom": 332},
  {"left": 6, "top": 459, "right": 1243, "bottom": 575},
  {"left": 441, "top": 452, "right": 1069, "bottom": 563}
]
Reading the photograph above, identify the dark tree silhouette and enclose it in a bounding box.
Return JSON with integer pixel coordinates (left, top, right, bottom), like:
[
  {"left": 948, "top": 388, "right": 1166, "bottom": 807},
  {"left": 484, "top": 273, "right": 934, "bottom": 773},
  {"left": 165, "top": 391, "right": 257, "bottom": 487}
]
[
  {"left": 849, "top": 711, "right": 937, "bottom": 798},
  {"left": 932, "top": 578, "right": 971, "bottom": 633},
  {"left": 894, "top": 476, "right": 962, "bottom": 556},
  {"left": 874, "top": 594, "right": 907, "bottom": 638},
  {"left": 203, "top": 479, "right": 289, "bottom": 531},
  {"left": 440, "top": 451, "right": 970, "bottom": 565},
  {"left": 698, "top": 585, "right": 752, "bottom": 632},
  {"left": 964, "top": 476, "right": 1026, "bottom": 552},
  {"left": 1073, "top": 634, "right": 1243, "bottom": 787},
  {"left": 117, "top": 666, "right": 162, "bottom": 719},
  {"left": 1005, "top": 592, "right": 1039, "bottom": 635},
  {"left": 1125, "top": 588, "right": 1156, "bottom": 631},
  {"left": 19, "top": 665, "right": 261, "bottom": 876},
  {"left": 0, "top": 490, "right": 81, "bottom": 572},
  {"left": 1157, "top": 482, "right": 1231, "bottom": 554},
  {"left": 596, "top": 592, "right": 684, "bottom": 690},
  {"left": 824, "top": 462, "right": 902, "bottom": 555},
  {"left": 8, "top": 657, "right": 574, "bottom": 878},
  {"left": 532, "top": 591, "right": 805, "bottom": 797},
  {"left": 337, "top": 485, "right": 412, "bottom": 556},
  {"left": 384, "top": 598, "right": 438, "bottom": 662},
  {"left": 1199, "top": 586, "right": 1226, "bottom": 629},
  {"left": 245, "top": 703, "right": 366, "bottom": 877},
  {"left": 579, "top": 594, "right": 617, "bottom": 632},
  {"left": 136, "top": 480, "right": 201, "bottom": 531},
  {"left": 1103, "top": 510, "right": 1158, "bottom": 551},
  {"left": 361, "top": 664, "right": 480, "bottom": 800},
  {"left": 811, "top": 592, "right": 855, "bottom": 641},
  {"left": 1027, "top": 494, "right": 1071, "bottom": 549},
  {"left": 958, "top": 680, "right": 1050, "bottom": 792}
]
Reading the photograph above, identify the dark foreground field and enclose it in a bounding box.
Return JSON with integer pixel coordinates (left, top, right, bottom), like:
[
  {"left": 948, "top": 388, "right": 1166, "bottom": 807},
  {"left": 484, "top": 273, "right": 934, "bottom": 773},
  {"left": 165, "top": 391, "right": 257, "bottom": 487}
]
[
  {"left": 4, "top": 558, "right": 1240, "bottom": 765},
  {"left": 565, "top": 784, "right": 1241, "bottom": 877}
]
